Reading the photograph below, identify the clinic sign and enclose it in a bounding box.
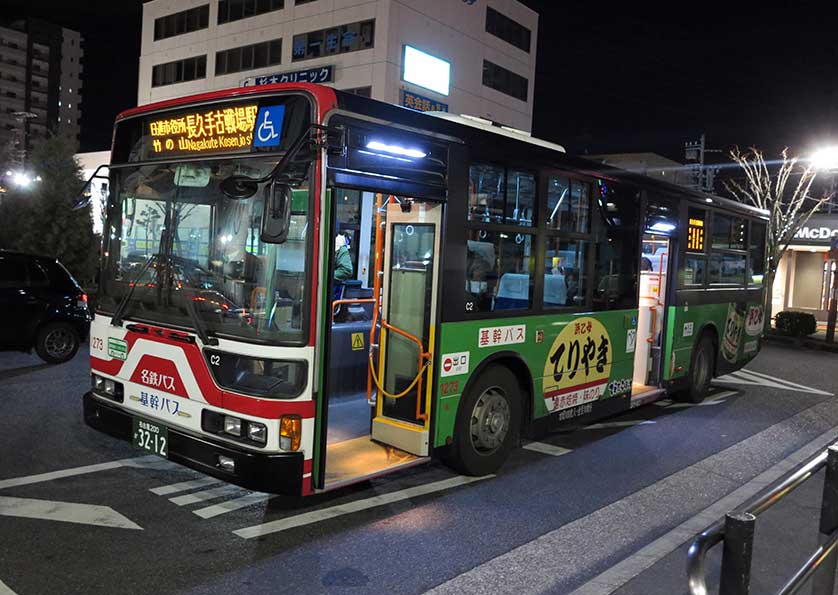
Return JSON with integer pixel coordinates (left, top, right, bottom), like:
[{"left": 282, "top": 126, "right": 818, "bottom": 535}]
[
  {"left": 242, "top": 65, "right": 334, "bottom": 87},
  {"left": 793, "top": 214, "right": 838, "bottom": 245}
]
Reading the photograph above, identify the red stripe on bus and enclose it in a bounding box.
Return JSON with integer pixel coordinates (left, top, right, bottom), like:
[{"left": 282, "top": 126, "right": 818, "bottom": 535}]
[
  {"left": 222, "top": 392, "right": 315, "bottom": 418},
  {"left": 544, "top": 378, "right": 609, "bottom": 398},
  {"left": 90, "top": 355, "right": 122, "bottom": 376},
  {"left": 303, "top": 459, "right": 312, "bottom": 474}
]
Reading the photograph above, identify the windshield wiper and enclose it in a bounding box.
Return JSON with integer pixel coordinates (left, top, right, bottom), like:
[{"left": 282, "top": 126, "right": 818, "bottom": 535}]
[
  {"left": 186, "top": 292, "right": 219, "bottom": 346},
  {"left": 111, "top": 253, "right": 160, "bottom": 327}
]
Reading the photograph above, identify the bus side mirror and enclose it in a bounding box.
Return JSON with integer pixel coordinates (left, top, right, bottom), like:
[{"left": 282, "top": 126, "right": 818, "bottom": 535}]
[
  {"left": 261, "top": 182, "right": 292, "bottom": 244},
  {"left": 73, "top": 163, "right": 109, "bottom": 210}
]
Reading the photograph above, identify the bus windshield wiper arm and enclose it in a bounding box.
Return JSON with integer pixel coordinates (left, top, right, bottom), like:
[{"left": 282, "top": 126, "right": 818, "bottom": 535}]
[
  {"left": 111, "top": 253, "right": 159, "bottom": 327},
  {"left": 186, "top": 293, "right": 219, "bottom": 346}
]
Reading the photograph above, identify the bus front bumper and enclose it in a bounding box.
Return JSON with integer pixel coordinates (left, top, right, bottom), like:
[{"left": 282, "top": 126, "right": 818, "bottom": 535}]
[{"left": 83, "top": 392, "right": 304, "bottom": 496}]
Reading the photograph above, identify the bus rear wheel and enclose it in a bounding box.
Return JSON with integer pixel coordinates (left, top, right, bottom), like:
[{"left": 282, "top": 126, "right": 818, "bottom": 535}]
[
  {"left": 448, "top": 366, "right": 521, "bottom": 476},
  {"left": 679, "top": 334, "right": 714, "bottom": 404}
]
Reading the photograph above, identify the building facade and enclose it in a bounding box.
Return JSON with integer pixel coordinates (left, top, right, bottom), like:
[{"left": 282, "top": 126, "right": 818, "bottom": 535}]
[
  {"left": 0, "top": 19, "right": 83, "bottom": 166},
  {"left": 137, "top": 0, "right": 537, "bottom": 131},
  {"left": 772, "top": 213, "right": 838, "bottom": 322}
]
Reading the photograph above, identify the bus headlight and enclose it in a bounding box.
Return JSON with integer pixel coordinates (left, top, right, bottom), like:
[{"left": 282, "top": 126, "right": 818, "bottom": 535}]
[
  {"left": 280, "top": 415, "right": 301, "bottom": 451},
  {"left": 247, "top": 422, "right": 267, "bottom": 444},
  {"left": 91, "top": 373, "right": 123, "bottom": 403},
  {"left": 223, "top": 416, "right": 242, "bottom": 436}
]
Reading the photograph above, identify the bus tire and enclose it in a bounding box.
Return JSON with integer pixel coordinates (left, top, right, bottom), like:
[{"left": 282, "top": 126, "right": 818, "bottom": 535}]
[
  {"left": 448, "top": 365, "right": 521, "bottom": 476},
  {"left": 679, "top": 334, "right": 714, "bottom": 404}
]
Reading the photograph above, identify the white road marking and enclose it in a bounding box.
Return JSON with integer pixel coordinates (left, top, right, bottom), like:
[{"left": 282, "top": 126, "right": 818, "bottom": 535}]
[
  {"left": 234, "top": 475, "right": 491, "bottom": 539},
  {"left": 169, "top": 484, "right": 243, "bottom": 506},
  {"left": 194, "top": 492, "right": 274, "bottom": 519},
  {"left": 584, "top": 420, "right": 655, "bottom": 430},
  {"left": 715, "top": 369, "right": 833, "bottom": 396},
  {"left": 0, "top": 496, "right": 142, "bottom": 530},
  {"left": 522, "top": 442, "right": 572, "bottom": 457},
  {"left": 0, "top": 456, "right": 157, "bottom": 491},
  {"left": 664, "top": 390, "right": 738, "bottom": 409},
  {"left": 740, "top": 369, "right": 834, "bottom": 396},
  {"left": 150, "top": 476, "right": 221, "bottom": 496},
  {"left": 0, "top": 578, "right": 18, "bottom": 595}
]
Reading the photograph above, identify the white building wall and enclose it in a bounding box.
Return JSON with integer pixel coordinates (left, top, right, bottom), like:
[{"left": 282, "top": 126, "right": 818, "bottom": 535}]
[{"left": 137, "top": 0, "right": 536, "bottom": 130}]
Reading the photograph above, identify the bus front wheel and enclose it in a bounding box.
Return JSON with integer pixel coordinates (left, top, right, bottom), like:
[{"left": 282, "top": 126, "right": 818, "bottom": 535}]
[
  {"left": 448, "top": 366, "right": 521, "bottom": 476},
  {"left": 679, "top": 334, "right": 714, "bottom": 404}
]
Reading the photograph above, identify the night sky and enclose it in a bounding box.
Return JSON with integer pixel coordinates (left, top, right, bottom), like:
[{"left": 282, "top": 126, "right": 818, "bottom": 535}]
[{"left": 2, "top": 1, "right": 835, "bottom": 162}]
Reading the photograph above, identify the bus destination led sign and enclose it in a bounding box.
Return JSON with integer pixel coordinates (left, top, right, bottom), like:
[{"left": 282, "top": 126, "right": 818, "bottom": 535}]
[
  {"left": 148, "top": 104, "right": 258, "bottom": 156},
  {"left": 687, "top": 217, "right": 705, "bottom": 252}
]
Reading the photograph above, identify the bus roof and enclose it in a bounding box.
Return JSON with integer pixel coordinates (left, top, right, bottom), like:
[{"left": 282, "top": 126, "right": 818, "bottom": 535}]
[{"left": 115, "top": 83, "right": 767, "bottom": 221}]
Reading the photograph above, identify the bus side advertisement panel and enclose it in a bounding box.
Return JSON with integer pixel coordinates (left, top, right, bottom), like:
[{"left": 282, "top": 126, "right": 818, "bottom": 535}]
[
  {"left": 664, "top": 301, "right": 764, "bottom": 382},
  {"left": 433, "top": 310, "right": 640, "bottom": 448}
]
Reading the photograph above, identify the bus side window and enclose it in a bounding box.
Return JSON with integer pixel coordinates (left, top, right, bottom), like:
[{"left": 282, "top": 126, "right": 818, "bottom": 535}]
[{"left": 593, "top": 181, "right": 640, "bottom": 311}]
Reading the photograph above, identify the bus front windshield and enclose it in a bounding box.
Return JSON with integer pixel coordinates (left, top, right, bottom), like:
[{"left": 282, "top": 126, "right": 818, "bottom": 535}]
[{"left": 99, "top": 158, "right": 311, "bottom": 345}]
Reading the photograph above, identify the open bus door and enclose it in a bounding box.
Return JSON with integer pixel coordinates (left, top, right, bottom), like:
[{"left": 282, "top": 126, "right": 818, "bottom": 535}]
[
  {"left": 322, "top": 193, "right": 441, "bottom": 489},
  {"left": 633, "top": 233, "right": 674, "bottom": 393}
]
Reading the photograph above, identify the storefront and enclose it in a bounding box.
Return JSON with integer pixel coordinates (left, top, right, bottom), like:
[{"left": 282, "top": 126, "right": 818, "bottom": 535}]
[{"left": 772, "top": 214, "right": 838, "bottom": 322}]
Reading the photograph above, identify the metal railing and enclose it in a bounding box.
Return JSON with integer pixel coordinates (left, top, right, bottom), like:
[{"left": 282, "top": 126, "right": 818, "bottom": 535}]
[{"left": 688, "top": 443, "right": 838, "bottom": 595}]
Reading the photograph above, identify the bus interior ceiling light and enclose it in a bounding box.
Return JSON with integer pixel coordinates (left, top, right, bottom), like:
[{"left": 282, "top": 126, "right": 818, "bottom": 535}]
[
  {"left": 650, "top": 221, "right": 676, "bottom": 232},
  {"left": 365, "top": 141, "right": 427, "bottom": 159}
]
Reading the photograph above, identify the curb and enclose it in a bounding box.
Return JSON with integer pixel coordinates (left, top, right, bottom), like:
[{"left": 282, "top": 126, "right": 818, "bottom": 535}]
[{"left": 763, "top": 334, "right": 838, "bottom": 353}]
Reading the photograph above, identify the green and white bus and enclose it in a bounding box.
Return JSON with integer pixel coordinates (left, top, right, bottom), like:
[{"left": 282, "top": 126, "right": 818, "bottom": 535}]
[{"left": 84, "top": 83, "right": 767, "bottom": 495}]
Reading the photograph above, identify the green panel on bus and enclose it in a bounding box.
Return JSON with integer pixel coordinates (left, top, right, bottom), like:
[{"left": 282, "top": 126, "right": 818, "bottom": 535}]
[{"left": 433, "top": 309, "right": 640, "bottom": 448}]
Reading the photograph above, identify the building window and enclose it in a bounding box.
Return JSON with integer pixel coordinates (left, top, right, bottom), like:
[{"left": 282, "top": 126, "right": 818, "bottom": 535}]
[
  {"left": 482, "top": 60, "right": 528, "bottom": 102},
  {"left": 217, "top": 0, "right": 284, "bottom": 25},
  {"left": 485, "top": 7, "right": 531, "bottom": 53},
  {"left": 295, "top": 0, "right": 317, "bottom": 4},
  {"left": 154, "top": 5, "right": 209, "bottom": 41},
  {"left": 342, "top": 86, "right": 372, "bottom": 97},
  {"left": 152, "top": 55, "right": 207, "bottom": 87},
  {"left": 216, "top": 39, "right": 281, "bottom": 76},
  {"left": 292, "top": 19, "right": 374, "bottom": 62}
]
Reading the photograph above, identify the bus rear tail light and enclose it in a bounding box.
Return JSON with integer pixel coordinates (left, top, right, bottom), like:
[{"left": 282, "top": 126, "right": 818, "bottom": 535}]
[{"left": 280, "top": 415, "right": 301, "bottom": 451}]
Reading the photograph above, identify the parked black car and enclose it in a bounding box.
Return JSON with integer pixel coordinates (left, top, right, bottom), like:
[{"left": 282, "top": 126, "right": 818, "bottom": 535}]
[{"left": 0, "top": 251, "right": 91, "bottom": 363}]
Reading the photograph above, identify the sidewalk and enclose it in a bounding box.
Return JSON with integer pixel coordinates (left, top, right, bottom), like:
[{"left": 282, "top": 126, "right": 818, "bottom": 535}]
[{"left": 763, "top": 327, "right": 838, "bottom": 353}]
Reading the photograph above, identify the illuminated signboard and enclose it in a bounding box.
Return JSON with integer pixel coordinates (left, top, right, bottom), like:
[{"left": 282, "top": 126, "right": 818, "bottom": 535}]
[
  {"left": 148, "top": 104, "right": 258, "bottom": 157},
  {"left": 401, "top": 90, "right": 448, "bottom": 113},
  {"left": 687, "top": 217, "right": 705, "bottom": 252},
  {"left": 402, "top": 46, "right": 450, "bottom": 96}
]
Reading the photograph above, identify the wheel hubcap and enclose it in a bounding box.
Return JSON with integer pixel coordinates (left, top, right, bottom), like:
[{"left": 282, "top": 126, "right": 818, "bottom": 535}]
[
  {"left": 45, "top": 329, "right": 74, "bottom": 359},
  {"left": 694, "top": 348, "right": 708, "bottom": 388},
  {"left": 470, "top": 387, "right": 511, "bottom": 455}
]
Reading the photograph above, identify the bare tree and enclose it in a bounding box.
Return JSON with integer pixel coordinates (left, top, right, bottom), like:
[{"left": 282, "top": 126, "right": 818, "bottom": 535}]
[{"left": 725, "top": 147, "right": 828, "bottom": 332}]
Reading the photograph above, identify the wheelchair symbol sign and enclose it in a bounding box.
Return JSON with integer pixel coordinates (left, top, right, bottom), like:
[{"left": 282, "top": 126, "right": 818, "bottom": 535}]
[{"left": 253, "top": 105, "right": 286, "bottom": 148}]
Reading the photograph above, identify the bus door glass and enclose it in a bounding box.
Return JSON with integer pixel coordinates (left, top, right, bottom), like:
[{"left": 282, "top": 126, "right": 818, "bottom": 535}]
[{"left": 371, "top": 199, "right": 442, "bottom": 454}]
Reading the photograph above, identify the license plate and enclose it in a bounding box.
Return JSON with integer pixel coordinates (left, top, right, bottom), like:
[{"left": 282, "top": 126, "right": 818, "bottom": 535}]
[{"left": 132, "top": 418, "right": 168, "bottom": 458}]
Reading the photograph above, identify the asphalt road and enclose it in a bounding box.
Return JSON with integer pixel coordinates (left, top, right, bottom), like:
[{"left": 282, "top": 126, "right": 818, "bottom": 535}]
[{"left": 1, "top": 341, "right": 837, "bottom": 595}]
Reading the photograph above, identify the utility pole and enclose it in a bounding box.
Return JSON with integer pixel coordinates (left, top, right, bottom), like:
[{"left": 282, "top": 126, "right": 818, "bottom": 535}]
[{"left": 684, "top": 133, "right": 722, "bottom": 193}]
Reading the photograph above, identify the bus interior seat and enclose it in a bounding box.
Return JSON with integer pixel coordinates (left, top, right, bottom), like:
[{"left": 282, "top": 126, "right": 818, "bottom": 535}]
[
  {"left": 495, "top": 273, "right": 530, "bottom": 310},
  {"left": 544, "top": 273, "right": 567, "bottom": 307}
]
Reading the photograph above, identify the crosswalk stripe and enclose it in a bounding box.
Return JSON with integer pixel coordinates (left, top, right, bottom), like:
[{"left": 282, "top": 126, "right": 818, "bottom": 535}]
[
  {"left": 522, "top": 442, "right": 572, "bottom": 457},
  {"left": 169, "top": 484, "right": 244, "bottom": 506},
  {"left": 193, "top": 492, "right": 273, "bottom": 519},
  {"left": 149, "top": 476, "right": 220, "bottom": 496}
]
